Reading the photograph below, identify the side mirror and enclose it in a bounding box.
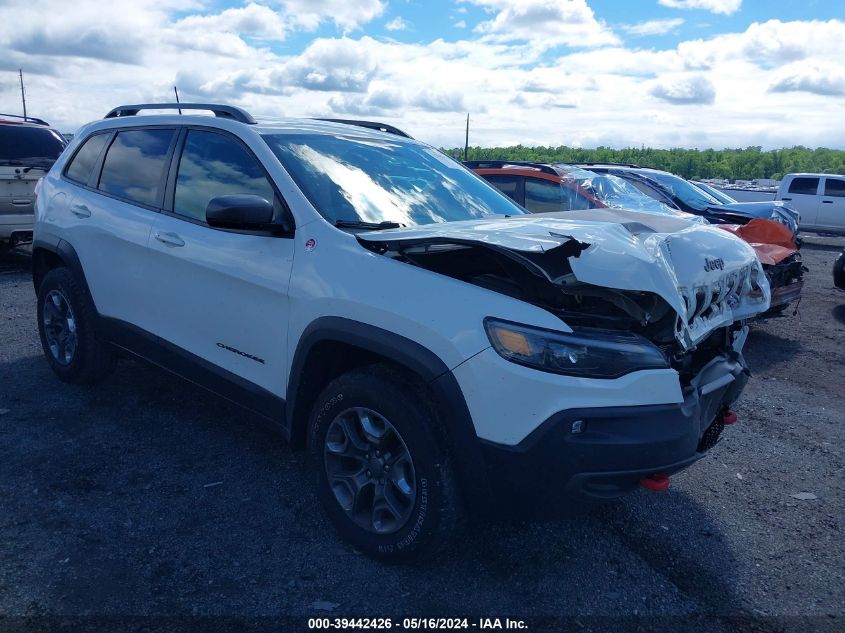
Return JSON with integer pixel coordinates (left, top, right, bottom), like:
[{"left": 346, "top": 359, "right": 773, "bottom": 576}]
[{"left": 206, "top": 194, "right": 275, "bottom": 230}]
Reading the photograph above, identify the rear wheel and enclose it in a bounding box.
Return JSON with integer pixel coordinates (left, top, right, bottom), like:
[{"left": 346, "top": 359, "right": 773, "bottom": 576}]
[
  {"left": 309, "top": 364, "right": 461, "bottom": 560},
  {"left": 37, "top": 267, "right": 115, "bottom": 384}
]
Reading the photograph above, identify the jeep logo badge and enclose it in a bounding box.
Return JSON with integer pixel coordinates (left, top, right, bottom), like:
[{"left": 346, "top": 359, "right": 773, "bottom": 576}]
[{"left": 704, "top": 257, "right": 725, "bottom": 272}]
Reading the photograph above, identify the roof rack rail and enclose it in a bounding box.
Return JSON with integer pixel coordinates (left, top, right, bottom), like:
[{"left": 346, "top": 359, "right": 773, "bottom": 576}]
[
  {"left": 463, "top": 160, "right": 560, "bottom": 177},
  {"left": 315, "top": 118, "right": 412, "bottom": 139},
  {"left": 573, "top": 162, "right": 642, "bottom": 168},
  {"left": 104, "top": 103, "right": 256, "bottom": 124},
  {"left": 0, "top": 113, "right": 50, "bottom": 126}
]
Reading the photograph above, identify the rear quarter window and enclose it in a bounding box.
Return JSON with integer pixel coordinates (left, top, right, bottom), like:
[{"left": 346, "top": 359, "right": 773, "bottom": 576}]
[
  {"left": 65, "top": 133, "right": 110, "bottom": 185},
  {"left": 787, "top": 177, "right": 820, "bottom": 195}
]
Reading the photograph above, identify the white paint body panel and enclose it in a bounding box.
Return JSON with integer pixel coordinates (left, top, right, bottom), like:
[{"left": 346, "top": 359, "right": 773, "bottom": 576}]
[{"left": 453, "top": 349, "right": 684, "bottom": 445}]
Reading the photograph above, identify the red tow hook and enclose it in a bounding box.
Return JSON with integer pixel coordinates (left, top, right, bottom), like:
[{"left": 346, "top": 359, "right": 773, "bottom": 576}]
[
  {"left": 722, "top": 409, "right": 738, "bottom": 425},
  {"left": 640, "top": 473, "right": 670, "bottom": 492}
]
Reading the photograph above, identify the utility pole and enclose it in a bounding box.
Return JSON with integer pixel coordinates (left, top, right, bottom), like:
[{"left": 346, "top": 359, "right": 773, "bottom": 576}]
[
  {"left": 174, "top": 86, "right": 182, "bottom": 114},
  {"left": 19, "top": 69, "right": 27, "bottom": 120},
  {"left": 464, "top": 113, "right": 469, "bottom": 161}
]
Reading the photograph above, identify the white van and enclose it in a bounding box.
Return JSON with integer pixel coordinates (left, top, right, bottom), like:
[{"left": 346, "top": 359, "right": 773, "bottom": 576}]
[{"left": 776, "top": 173, "right": 845, "bottom": 234}]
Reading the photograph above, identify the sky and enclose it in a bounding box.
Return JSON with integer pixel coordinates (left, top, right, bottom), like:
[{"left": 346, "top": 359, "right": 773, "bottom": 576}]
[{"left": 1, "top": 0, "right": 844, "bottom": 149}]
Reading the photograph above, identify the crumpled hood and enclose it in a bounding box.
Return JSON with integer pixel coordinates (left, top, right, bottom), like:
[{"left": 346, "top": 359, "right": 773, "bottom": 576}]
[{"left": 360, "top": 210, "right": 771, "bottom": 349}]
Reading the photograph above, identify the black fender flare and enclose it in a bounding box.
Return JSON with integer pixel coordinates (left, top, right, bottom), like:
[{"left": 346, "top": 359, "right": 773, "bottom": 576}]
[
  {"left": 286, "top": 316, "right": 494, "bottom": 512},
  {"left": 32, "top": 236, "right": 93, "bottom": 302}
]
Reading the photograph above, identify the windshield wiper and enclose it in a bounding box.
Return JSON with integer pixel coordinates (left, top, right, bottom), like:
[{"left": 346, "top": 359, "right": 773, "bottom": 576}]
[{"left": 334, "top": 219, "right": 404, "bottom": 230}]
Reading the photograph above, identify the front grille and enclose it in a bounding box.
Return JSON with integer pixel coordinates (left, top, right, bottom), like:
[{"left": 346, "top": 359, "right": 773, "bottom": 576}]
[{"left": 675, "top": 264, "right": 762, "bottom": 345}]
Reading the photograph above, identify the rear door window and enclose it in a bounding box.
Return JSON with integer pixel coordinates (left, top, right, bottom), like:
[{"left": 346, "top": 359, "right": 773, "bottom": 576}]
[
  {"left": 482, "top": 174, "right": 523, "bottom": 206},
  {"left": 65, "top": 133, "right": 110, "bottom": 185},
  {"left": 525, "top": 179, "right": 564, "bottom": 213},
  {"left": 173, "top": 130, "right": 274, "bottom": 222},
  {"left": 98, "top": 129, "right": 175, "bottom": 207},
  {"left": 823, "top": 178, "right": 845, "bottom": 198},
  {"left": 787, "top": 177, "right": 820, "bottom": 195}
]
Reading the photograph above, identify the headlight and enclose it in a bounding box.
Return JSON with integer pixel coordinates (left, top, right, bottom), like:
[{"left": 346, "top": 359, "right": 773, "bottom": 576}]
[{"left": 483, "top": 318, "right": 669, "bottom": 379}]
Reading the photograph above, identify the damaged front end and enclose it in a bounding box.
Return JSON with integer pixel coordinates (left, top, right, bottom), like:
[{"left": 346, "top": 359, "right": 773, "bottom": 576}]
[
  {"left": 359, "top": 213, "right": 769, "bottom": 501},
  {"left": 358, "top": 211, "right": 770, "bottom": 353}
]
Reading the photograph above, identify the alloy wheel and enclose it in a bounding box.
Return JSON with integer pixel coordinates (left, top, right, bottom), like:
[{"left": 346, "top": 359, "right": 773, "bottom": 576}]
[
  {"left": 324, "top": 407, "right": 417, "bottom": 534},
  {"left": 43, "top": 290, "right": 77, "bottom": 366}
]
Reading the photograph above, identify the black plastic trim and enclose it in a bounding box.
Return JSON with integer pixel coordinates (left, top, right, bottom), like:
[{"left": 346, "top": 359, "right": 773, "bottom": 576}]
[{"left": 99, "top": 318, "right": 286, "bottom": 424}]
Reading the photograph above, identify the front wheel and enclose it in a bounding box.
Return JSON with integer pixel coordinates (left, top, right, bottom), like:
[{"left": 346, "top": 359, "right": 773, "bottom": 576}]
[{"left": 308, "top": 364, "right": 461, "bottom": 560}]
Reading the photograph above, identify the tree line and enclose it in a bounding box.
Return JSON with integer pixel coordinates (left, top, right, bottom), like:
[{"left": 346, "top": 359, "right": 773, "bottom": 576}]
[{"left": 450, "top": 145, "right": 845, "bottom": 182}]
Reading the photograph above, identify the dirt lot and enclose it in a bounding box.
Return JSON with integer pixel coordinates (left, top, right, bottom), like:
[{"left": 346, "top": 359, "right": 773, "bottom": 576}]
[{"left": 0, "top": 237, "right": 843, "bottom": 631}]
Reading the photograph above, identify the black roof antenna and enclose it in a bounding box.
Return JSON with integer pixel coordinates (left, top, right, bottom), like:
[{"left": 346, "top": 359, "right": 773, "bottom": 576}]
[{"left": 173, "top": 86, "right": 182, "bottom": 115}]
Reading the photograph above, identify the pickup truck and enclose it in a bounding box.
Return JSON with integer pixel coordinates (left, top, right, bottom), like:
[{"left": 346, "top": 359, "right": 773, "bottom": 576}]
[{"left": 776, "top": 173, "right": 845, "bottom": 235}]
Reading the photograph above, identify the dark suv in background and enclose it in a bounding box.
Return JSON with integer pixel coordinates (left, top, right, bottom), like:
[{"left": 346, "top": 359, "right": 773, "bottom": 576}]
[
  {"left": 0, "top": 114, "right": 67, "bottom": 252},
  {"left": 580, "top": 163, "right": 800, "bottom": 235}
]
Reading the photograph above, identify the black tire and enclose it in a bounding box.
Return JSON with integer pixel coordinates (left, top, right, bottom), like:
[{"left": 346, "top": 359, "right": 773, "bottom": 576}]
[
  {"left": 36, "top": 267, "right": 115, "bottom": 384},
  {"left": 308, "top": 363, "right": 462, "bottom": 561}
]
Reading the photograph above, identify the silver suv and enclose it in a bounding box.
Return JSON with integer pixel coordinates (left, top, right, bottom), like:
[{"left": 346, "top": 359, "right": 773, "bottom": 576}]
[{"left": 0, "top": 114, "right": 66, "bottom": 251}]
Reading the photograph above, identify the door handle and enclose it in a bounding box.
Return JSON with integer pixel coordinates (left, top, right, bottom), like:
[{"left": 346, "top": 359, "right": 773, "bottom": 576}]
[
  {"left": 154, "top": 231, "right": 185, "bottom": 247},
  {"left": 70, "top": 203, "right": 91, "bottom": 218},
  {"left": 780, "top": 197, "right": 792, "bottom": 201},
  {"left": 822, "top": 200, "right": 834, "bottom": 204}
]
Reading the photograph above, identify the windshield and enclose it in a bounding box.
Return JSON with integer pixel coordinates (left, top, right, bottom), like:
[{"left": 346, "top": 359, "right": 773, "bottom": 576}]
[
  {"left": 693, "top": 182, "right": 736, "bottom": 205},
  {"left": 263, "top": 133, "right": 526, "bottom": 226},
  {"left": 560, "top": 167, "right": 684, "bottom": 216},
  {"left": 0, "top": 125, "right": 66, "bottom": 167},
  {"left": 648, "top": 171, "right": 721, "bottom": 212}
]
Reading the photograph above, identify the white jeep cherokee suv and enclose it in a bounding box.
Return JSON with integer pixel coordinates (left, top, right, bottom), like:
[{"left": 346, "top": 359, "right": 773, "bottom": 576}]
[{"left": 33, "top": 103, "right": 770, "bottom": 559}]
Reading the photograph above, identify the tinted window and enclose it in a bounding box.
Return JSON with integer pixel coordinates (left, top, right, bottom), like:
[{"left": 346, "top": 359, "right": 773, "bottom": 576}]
[
  {"left": 98, "top": 129, "right": 175, "bottom": 206},
  {"left": 824, "top": 178, "right": 845, "bottom": 198},
  {"left": 65, "top": 133, "right": 109, "bottom": 184},
  {"left": 263, "top": 134, "right": 525, "bottom": 226},
  {"left": 788, "top": 177, "right": 819, "bottom": 195},
  {"left": 647, "top": 172, "right": 720, "bottom": 212},
  {"left": 525, "top": 179, "right": 564, "bottom": 213},
  {"left": 174, "top": 130, "right": 274, "bottom": 221},
  {"left": 0, "top": 125, "right": 66, "bottom": 168},
  {"left": 483, "top": 174, "right": 521, "bottom": 204}
]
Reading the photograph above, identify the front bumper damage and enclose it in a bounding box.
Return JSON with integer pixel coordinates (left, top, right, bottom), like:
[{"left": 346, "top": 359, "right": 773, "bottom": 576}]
[{"left": 478, "top": 333, "right": 750, "bottom": 510}]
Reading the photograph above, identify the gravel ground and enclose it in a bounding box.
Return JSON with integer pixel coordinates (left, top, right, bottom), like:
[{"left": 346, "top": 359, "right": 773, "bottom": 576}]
[{"left": 0, "top": 237, "right": 843, "bottom": 632}]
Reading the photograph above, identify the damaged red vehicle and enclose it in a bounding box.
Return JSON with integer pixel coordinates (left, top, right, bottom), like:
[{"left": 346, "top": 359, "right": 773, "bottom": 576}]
[{"left": 468, "top": 161, "right": 804, "bottom": 316}]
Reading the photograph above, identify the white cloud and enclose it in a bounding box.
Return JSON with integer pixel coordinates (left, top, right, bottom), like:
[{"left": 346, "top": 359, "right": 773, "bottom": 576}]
[
  {"left": 274, "top": 0, "right": 385, "bottom": 32},
  {"left": 385, "top": 17, "right": 410, "bottom": 31},
  {"left": 650, "top": 73, "right": 716, "bottom": 104},
  {"left": 770, "top": 62, "right": 845, "bottom": 96},
  {"left": 466, "top": 0, "right": 619, "bottom": 48},
  {"left": 622, "top": 18, "right": 684, "bottom": 36},
  {"left": 174, "top": 3, "right": 287, "bottom": 41},
  {"left": 658, "top": 0, "right": 741, "bottom": 14},
  {"left": 454, "top": 20, "right": 467, "bottom": 29}
]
